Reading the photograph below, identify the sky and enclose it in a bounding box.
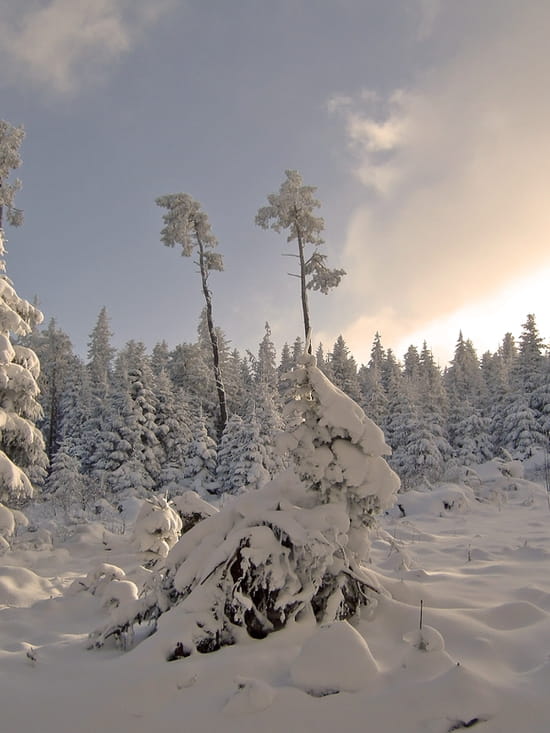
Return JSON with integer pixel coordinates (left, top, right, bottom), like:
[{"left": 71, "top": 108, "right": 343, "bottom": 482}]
[{"left": 1, "top": 0, "right": 550, "bottom": 367}]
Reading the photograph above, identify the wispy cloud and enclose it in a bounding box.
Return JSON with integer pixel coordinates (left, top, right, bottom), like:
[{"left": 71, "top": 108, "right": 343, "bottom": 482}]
[
  {"left": 0, "top": 0, "right": 176, "bottom": 93},
  {"left": 330, "top": 2, "right": 550, "bottom": 360}
]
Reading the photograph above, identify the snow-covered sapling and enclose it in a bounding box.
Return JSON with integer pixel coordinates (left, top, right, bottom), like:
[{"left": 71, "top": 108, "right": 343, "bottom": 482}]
[{"left": 91, "top": 355, "right": 399, "bottom": 657}]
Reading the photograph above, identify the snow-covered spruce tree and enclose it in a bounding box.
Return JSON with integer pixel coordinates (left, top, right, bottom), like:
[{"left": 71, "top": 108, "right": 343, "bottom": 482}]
[
  {"left": 58, "top": 356, "right": 93, "bottom": 465},
  {"left": 216, "top": 411, "right": 271, "bottom": 495},
  {"left": 183, "top": 411, "right": 218, "bottom": 497},
  {"left": 87, "top": 306, "right": 115, "bottom": 399},
  {"left": 450, "top": 402, "right": 493, "bottom": 466},
  {"left": 91, "top": 355, "right": 399, "bottom": 656},
  {"left": 29, "top": 317, "right": 74, "bottom": 462},
  {"left": 0, "top": 120, "right": 47, "bottom": 504},
  {"left": 278, "top": 342, "right": 293, "bottom": 381},
  {"left": 45, "top": 438, "right": 88, "bottom": 513},
  {"left": 154, "top": 372, "right": 193, "bottom": 495},
  {"left": 169, "top": 340, "right": 218, "bottom": 427},
  {"left": 156, "top": 193, "right": 228, "bottom": 437},
  {"left": 329, "top": 335, "right": 362, "bottom": 402},
  {"left": 88, "top": 351, "right": 161, "bottom": 497},
  {"left": 254, "top": 321, "right": 278, "bottom": 392},
  {"left": 358, "top": 333, "right": 388, "bottom": 429},
  {"left": 256, "top": 170, "right": 345, "bottom": 352}
]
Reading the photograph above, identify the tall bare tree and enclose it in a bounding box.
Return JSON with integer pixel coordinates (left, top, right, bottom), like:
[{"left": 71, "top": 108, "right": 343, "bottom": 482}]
[
  {"left": 256, "top": 169, "right": 345, "bottom": 352},
  {"left": 156, "top": 193, "right": 228, "bottom": 436}
]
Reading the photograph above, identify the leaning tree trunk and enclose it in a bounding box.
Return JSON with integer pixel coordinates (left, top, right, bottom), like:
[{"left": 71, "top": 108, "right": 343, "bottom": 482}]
[{"left": 196, "top": 233, "right": 228, "bottom": 438}]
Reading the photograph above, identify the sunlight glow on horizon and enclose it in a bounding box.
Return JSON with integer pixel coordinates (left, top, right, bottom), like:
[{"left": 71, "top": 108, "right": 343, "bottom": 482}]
[{"left": 395, "top": 266, "right": 550, "bottom": 366}]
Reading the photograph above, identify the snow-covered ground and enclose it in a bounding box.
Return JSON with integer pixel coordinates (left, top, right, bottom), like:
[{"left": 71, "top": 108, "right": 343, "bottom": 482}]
[{"left": 2, "top": 471, "right": 550, "bottom": 733}]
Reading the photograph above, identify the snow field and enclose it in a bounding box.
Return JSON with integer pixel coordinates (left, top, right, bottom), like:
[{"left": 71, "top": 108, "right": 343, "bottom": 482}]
[{"left": 1, "top": 472, "right": 550, "bottom": 731}]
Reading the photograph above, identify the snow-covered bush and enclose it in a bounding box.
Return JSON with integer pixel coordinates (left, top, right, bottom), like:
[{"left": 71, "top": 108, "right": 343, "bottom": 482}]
[
  {"left": 170, "top": 490, "right": 218, "bottom": 534},
  {"left": 68, "top": 563, "right": 128, "bottom": 597},
  {"left": 91, "top": 356, "right": 399, "bottom": 657},
  {"left": 132, "top": 495, "right": 182, "bottom": 557},
  {"left": 0, "top": 501, "right": 15, "bottom": 552},
  {"left": 0, "top": 501, "right": 30, "bottom": 552},
  {"left": 69, "top": 563, "right": 139, "bottom": 626}
]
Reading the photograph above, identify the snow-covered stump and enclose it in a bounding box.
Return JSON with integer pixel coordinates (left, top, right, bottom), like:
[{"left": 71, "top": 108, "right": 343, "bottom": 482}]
[{"left": 91, "top": 356, "right": 399, "bottom": 657}]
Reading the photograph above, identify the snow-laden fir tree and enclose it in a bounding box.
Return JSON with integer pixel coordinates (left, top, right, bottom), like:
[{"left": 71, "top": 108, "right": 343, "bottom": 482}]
[
  {"left": 417, "top": 342, "right": 453, "bottom": 471},
  {"left": 0, "top": 120, "right": 24, "bottom": 229},
  {"left": 87, "top": 306, "right": 115, "bottom": 399},
  {"left": 28, "top": 318, "right": 74, "bottom": 462},
  {"left": 315, "top": 342, "right": 333, "bottom": 379},
  {"left": 45, "top": 438, "right": 88, "bottom": 513},
  {"left": 445, "top": 332, "right": 486, "bottom": 409},
  {"left": 216, "top": 411, "right": 271, "bottom": 495},
  {"left": 253, "top": 322, "right": 278, "bottom": 392},
  {"left": 150, "top": 340, "right": 170, "bottom": 376},
  {"left": 169, "top": 341, "right": 217, "bottom": 424},
  {"left": 223, "top": 348, "right": 250, "bottom": 417},
  {"left": 499, "top": 391, "right": 544, "bottom": 459},
  {"left": 0, "top": 120, "right": 47, "bottom": 504},
  {"left": 513, "top": 314, "right": 545, "bottom": 395},
  {"left": 89, "top": 347, "right": 161, "bottom": 497},
  {"left": 450, "top": 403, "right": 493, "bottom": 466},
  {"left": 329, "top": 335, "right": 362, "bottom": 403},
  {"left": 91, "top": 354, "right": 398, "bottom": 656},
  {"left": 0, "top": 242, "right": 47, "bottom": 502},
  {"left": 183, "top": 412, "right": 218, "bottom": 497},
  {"left": 384, "top": 371, "right": 423, "bottom": 490},
  {"left": 58, "top": 356, "right": 93, "bottom": 465},
  {"left": 278, "top": 342, "right": 293, "bottom": 381},
  {"left": 154, "top": 371, "right": 193, "bottom": 495},
  {"left": 358, "top": 333, "right": 388, "bottom": 429}
]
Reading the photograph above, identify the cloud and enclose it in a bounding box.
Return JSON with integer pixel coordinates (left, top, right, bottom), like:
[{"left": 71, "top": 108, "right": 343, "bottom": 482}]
[
  {"left": 330, "top": 2, "right": 550, "bottom": 362},
  {"left": 0, "top": 0, "right": 175, "bottom": 93}
]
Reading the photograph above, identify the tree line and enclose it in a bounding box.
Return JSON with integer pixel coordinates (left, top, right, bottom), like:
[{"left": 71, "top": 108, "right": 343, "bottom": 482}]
[{"left": 22, "top": 308, "right": 550, "bottom": 508}]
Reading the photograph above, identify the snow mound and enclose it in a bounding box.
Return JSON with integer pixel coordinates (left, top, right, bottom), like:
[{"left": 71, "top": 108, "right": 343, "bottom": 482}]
[
  {"left": 474, "top": 601, "right": 548, "bottom": 631},
  {"left": 392, "top": 484, "right": 476, "bottom": 517},
  {"left": 290, "top": 621, "right": 379, "bottom": 694},
  {"left": 0, "top": 565, "right": 55, "bottom": 606},
  {"left": 223, "top": 677, "right": 276, "bottom": 714},
  {"left": 171, "top": 490, "right": 218, "bottom": 533},
  {"left": 403, "top": 624, "right": 445, "bottom": 652},
  {"left": 68, "top": 562, "right": 127, "bottom": 596}
]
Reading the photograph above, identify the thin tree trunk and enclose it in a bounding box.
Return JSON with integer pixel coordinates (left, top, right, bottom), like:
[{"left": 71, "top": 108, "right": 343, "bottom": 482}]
[
  {"left": 47, "top": 362, "right": 58, "bottom": 462},
  {"left": 196, "top": 232, "right": 228, "bottom": 438},
  {"left": 295, "top": 224, "right": 312, "bottom": 354}
]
